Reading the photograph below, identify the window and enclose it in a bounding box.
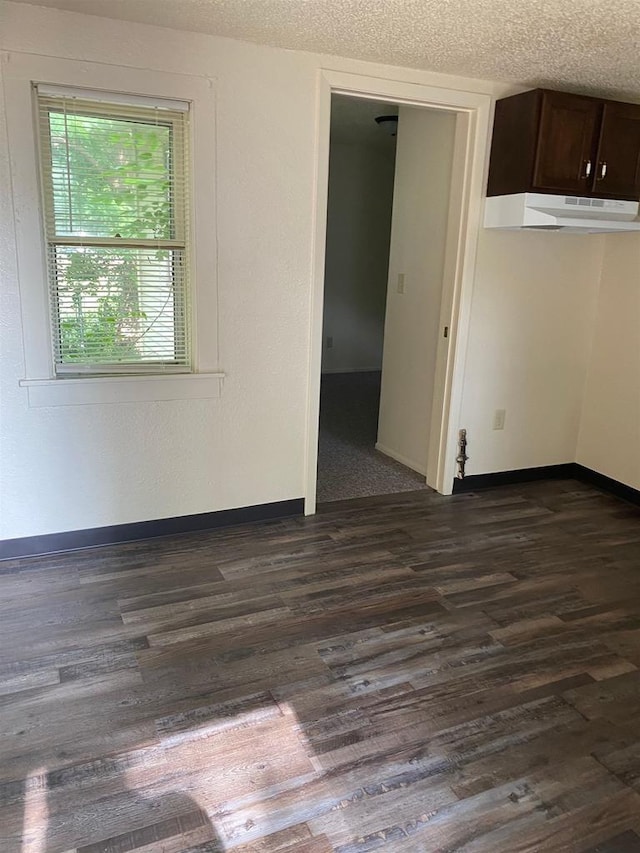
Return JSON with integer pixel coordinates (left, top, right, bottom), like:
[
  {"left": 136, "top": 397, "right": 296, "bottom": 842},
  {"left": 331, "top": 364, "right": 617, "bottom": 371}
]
[{"left": 36, "top": 86, "right": 191, "bottom": 375}]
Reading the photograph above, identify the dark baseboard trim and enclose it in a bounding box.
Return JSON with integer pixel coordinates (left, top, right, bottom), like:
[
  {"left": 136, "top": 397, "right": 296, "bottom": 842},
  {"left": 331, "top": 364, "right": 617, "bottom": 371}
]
[
  {"left": 0, "top": 498, "right": 305, "bottom": 561},
  {"left": 452, "top": 464, "right": 576, "bottom": 493},
  {"left": 574, "top": 465, "right": 640, "bottom": 508},
  {"left": 453, "top": 463, "right": 640, "bottom": 509},
  {"left": 5, "top": 463, "right": 639, "bottom": 561}
]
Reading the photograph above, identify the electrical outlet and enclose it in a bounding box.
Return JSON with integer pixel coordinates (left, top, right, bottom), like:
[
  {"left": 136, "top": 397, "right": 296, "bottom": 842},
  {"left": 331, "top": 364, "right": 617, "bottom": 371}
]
[
  {"left": 326, "top": 336, "right": 333, "bottom": 349},
  {"left": 493, "top": 409, "right": 506, "bottom": 430},
  {"left": 397, "top": 273, "right": 405, "bottom": 294}
]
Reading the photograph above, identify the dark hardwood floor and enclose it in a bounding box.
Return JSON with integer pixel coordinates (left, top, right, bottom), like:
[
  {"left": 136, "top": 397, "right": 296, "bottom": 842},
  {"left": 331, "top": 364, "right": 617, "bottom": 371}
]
[{"left": 3, "top": 479, "right": 640, "bottom": 852}]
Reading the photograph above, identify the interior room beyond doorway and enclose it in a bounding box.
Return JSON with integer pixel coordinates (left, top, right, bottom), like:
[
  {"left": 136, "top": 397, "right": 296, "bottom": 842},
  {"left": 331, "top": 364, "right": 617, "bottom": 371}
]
[{"left": 317, "top": 94, "right": 456, "bottom": 503}]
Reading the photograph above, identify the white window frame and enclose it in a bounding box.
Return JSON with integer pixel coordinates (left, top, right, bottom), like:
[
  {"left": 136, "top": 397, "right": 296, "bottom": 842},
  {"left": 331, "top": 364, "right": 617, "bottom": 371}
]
[
  {"left": 37, "top": 87, "right": 192, "bottom": 376},
  {"left": 2, "top": 52, "right": 223, "bottom": 406}
]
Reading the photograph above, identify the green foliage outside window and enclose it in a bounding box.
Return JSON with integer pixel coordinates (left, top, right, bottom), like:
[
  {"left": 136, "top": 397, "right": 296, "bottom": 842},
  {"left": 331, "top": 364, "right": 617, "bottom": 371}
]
[{"left": 48, "top": 110, "right": 176, "bottom": 364}]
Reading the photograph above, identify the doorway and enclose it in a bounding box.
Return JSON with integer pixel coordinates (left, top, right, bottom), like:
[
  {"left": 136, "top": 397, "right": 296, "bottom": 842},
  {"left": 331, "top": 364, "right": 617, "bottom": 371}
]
[
  {"left": 317, "top": 95, "right": 432, "bottom": 503},
  {"left": 305, "top": 71, "right": 491, "bottom": 514}
]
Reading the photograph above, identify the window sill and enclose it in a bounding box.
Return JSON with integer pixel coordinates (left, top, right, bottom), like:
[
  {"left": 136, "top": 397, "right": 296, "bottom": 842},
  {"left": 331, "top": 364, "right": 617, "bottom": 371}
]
[{"left": 19, "top": 372, "right": 225, "bottom": 407}]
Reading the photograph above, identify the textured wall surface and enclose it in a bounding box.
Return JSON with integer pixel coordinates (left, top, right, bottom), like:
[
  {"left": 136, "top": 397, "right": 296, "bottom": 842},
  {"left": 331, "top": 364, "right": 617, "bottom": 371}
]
[
  {"left": 0, "top": 0, "right": 616, "bottom": 539},
  {"left": 0, "top": 2, "right": 318, "bottom": 538},
  {"left": 577, "top": 234, "right": 640, "bottom": 490},
  {"left": 459, "top": 230, "right": 604, "bottom": 475}
]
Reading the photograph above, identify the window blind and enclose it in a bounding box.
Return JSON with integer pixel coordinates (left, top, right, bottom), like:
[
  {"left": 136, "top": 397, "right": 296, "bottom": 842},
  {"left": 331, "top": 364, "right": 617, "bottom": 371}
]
[{"left": 36, "top": 87, "right": 191, "bottom": 374}]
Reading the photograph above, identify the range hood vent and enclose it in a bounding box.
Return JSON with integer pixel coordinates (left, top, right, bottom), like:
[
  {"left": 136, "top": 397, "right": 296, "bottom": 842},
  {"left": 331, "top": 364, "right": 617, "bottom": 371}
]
[{"left": 485, "top": 192, "right": 640, "bottom": 233}]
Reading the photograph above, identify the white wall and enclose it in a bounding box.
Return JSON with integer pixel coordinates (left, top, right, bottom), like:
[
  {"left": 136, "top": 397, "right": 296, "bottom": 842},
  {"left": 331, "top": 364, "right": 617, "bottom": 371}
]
[
  {"left": 0, "top": 1, "right": 320, "bottom": 539},
  {"left": 459, "top": 230, "right": 604, "bottom": 475},
  {"left": 377, "top": 107, "right": 456, "bottom": 475},
  {"left": 577, "top": 234, "right": 640, "bottom": 490},
  {"left": 322, "top": 139, "right": 395, "bottom": 373},
  {"left": 0, "top": 0, "right": 616, "bottom": 541}
]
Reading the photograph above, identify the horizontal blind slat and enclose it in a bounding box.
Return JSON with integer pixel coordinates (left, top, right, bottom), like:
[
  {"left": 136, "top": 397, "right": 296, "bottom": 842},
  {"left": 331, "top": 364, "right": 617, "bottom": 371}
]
[
  {"left": 37, "top": 89, "right": 191, "bottom": 373},
  {"left": 36, "top": 84, "right": 190, "bottom": 112}
]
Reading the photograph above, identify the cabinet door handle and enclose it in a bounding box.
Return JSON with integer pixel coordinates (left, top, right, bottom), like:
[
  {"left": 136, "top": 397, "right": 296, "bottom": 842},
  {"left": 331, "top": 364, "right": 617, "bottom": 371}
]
[
  {"left": 584, "top": 159, "right": 592, "bottom": 178},
  {"left": 597, "top": 161, "right": 608, "bottom": 181}
]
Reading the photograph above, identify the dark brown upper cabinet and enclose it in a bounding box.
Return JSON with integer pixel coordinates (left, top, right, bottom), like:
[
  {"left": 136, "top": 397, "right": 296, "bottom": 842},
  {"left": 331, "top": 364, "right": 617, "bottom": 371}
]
[
  {"left": 532, "top": 92, "right": 601, "bottom": 194},
  {"left": 595, "top": 101, "right": 640, "bottom": 198},
  {"left": 487, "top": 88, "right": 640, "bottom": 201}
]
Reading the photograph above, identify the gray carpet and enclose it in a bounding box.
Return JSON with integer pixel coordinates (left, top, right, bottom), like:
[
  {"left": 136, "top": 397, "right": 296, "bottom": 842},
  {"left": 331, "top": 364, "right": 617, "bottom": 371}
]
[{"left": 317, "top": 371, "right": 429, "bottom": 503}]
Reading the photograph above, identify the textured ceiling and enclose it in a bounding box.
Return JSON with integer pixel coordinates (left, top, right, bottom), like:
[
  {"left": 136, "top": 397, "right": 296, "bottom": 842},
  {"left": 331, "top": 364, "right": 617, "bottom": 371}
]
[{"left": 9, "top": 0, "right": 640, "bottom": 100}]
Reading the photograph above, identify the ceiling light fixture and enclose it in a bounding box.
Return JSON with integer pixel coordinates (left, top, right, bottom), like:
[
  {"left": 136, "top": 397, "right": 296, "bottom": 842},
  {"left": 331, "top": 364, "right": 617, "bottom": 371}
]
[{"left": 375, "top": 115, "right": 398, "bottom": 136}]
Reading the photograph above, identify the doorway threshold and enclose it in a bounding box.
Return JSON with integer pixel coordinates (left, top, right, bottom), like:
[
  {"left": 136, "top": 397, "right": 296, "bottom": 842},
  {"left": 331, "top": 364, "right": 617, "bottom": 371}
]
[{"left": 317, "top": 371, "right": 429, "bottom": 503}]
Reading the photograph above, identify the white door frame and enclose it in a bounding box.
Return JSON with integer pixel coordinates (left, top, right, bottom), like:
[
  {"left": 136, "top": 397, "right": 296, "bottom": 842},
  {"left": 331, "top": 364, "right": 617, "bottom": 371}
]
[{"left": 304, "top": 68, "right": 492, "bottom": 514}]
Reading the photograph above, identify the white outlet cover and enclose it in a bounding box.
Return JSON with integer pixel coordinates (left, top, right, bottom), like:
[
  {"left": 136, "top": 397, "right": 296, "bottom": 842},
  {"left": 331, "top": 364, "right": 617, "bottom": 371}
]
[{"left": 493, "top": 409, "right": 506, "bottom": 430}]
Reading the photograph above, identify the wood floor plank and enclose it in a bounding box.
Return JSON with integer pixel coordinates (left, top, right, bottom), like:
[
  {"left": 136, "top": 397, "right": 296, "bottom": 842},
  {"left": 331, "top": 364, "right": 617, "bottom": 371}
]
[
  {"left": 76, "top": 808, "right": 215, "bottom": 853},
  {"left": 2, "top": 479, "right": 640, "bottom": 852}
]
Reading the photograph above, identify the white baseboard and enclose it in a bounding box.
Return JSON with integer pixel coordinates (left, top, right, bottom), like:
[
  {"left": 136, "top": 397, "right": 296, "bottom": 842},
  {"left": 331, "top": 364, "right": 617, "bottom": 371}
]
[
  {"left": 375, "top": 442, "right": 427, "bottom": 477},
  {"left": 321, "top": 366, "right": 382, "bottom": 375}
]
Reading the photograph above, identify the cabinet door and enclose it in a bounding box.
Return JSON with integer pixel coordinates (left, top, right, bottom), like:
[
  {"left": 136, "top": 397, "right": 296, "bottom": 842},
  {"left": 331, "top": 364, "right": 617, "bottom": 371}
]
[
  {"left": 532, "top": 91, "right": 601, "bottom": 193},
  {"left": 593, "top": 101, "right": 640, "bottom": 199}
]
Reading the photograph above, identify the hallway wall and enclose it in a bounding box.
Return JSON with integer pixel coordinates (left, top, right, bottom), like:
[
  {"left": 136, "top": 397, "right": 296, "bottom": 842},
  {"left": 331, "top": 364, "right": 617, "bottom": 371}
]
[
  {"left": 376, "top": 106, "right": 456, "bottom": 475},
  {"left": 321, "top": 137, "right": 396, "bottom": 373}
]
